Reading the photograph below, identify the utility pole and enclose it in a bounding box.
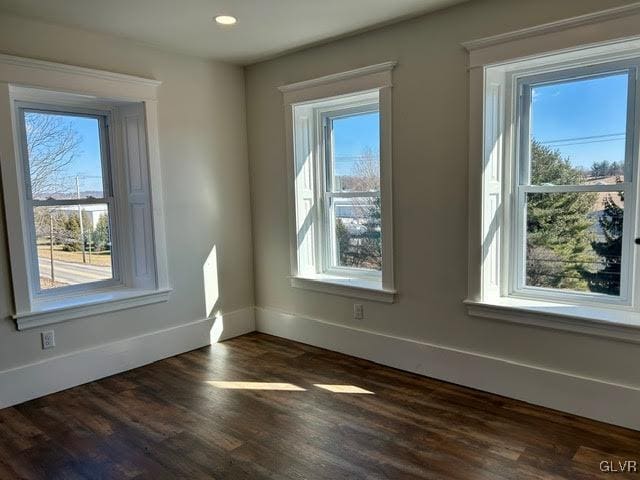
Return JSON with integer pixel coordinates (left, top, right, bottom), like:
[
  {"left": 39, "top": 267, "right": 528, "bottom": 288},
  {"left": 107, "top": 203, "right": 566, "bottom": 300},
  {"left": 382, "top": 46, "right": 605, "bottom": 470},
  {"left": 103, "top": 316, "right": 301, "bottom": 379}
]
[
  {"left": 49, "top": 212, "right": 55, "bottom": 283},
  {"left": 76, "top": 175, "right": 86, "bottom": 263},
  {"left": 88, "top": 224, "right": 92, "bottom": 264}
]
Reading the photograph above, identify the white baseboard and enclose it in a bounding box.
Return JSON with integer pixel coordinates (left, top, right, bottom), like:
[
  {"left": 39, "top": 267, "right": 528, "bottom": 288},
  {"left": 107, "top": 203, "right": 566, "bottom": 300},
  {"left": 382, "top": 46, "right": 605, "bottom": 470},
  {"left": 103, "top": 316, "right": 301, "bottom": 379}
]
[
  {"left": 0, "top": 306, "right": 255, "bottom": 409},
  {"left": 256, "top": 306, "right": 640, "bottom": 431}
]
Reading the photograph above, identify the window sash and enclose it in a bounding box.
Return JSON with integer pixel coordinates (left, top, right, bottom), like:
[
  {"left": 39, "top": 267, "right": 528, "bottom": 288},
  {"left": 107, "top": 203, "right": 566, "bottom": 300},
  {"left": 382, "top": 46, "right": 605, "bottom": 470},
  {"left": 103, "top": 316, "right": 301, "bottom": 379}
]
[
  {"left": 511, "top": 62, "right": 638, "bottom": 305},
  {"left": 322, "top": 103, "right": 379, "bottom": 195},
  {"left": 322, "top": 192, "right": 382, "bottom": 276},
  {"left": 18, "top": 106, "right": 113, "bottom": 202},
  {"left": 28, "top": 199, "right": 120, "bottom": 296},
  {"left": 517, "top": 63, "right": 637, "bottom": 187}
]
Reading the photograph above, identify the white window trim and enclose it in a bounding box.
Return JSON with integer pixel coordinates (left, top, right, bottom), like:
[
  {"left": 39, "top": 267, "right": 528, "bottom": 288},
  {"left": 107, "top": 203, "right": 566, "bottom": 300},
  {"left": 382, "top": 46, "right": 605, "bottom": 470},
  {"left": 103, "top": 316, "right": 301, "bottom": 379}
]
[
  {"left": 280, "top": 62, "right": 396, "bottom": 303},
  {"left": 464, "top": 5, "right": 640, "bottom": 340},
  {"left": 0, "top": 54, "right": 171, "bottom": 330}
]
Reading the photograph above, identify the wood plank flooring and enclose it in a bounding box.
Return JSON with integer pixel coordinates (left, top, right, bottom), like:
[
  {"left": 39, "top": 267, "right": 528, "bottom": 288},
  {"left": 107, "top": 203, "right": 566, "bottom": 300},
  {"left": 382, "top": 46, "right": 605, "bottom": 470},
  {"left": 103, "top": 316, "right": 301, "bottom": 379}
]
[{"left": 1, "top": 332, "right": 639, "bottom": 479}]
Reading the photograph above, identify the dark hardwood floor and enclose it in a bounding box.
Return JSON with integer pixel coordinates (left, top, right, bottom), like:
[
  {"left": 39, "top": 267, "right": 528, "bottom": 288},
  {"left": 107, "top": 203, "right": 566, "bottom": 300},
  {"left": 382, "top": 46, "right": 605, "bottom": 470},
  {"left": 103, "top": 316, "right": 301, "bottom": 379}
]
[{"left": 1, "top": 332, "right": 639, "bottom": 479}]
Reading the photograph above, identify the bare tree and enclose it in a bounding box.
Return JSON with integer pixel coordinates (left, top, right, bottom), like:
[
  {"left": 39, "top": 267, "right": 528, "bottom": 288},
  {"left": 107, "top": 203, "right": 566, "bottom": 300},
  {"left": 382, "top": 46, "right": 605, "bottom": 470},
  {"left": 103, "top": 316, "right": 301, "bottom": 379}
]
[
  {"left": 352, "top": 146, "right": 380, "bottom": 191},
  {"left": 25, "top": 112, "right": 81, "bottom": 199},
  {"left": 27, "top": 112, "right": 83, "bottom": 272}
]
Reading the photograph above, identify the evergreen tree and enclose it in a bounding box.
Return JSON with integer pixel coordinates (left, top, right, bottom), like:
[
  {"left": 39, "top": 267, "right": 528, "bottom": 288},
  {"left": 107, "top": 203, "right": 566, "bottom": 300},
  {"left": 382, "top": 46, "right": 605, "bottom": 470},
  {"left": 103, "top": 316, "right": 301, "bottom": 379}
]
[
  {"left": 63, "top": 213, "right": 82, "bottom": 251},
  {"left": 582, "top": 193, "right": 623, "bottom": 295},
  {"left": 527, "top": 141, "right": 597, "bottom": 290},
  {"left": 360, "top": 197, "right": 382, "bottom": 270},
  {"left": 93, "top": 214, "right": 110, "bottom": 252}
]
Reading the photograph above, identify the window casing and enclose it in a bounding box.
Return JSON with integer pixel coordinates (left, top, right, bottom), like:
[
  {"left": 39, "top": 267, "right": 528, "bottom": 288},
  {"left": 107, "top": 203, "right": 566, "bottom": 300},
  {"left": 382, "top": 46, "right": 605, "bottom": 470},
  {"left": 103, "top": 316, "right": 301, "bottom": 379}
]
[
  {"left": 469, "top": 33, "right": 640, "bottom": 328},
  {"left": 281, "top": 63, "right": 396, "bottom": 302},
  {"left": 0, "top": 60, "right": 171, "bottom": 330}
]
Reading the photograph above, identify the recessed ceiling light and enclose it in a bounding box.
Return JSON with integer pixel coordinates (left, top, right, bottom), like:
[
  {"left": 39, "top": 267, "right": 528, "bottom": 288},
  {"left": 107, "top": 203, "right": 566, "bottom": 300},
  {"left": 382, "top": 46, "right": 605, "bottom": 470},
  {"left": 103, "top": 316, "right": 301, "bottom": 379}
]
[{"left": 214, "top": 15, "right": 237, "bottom": 25}]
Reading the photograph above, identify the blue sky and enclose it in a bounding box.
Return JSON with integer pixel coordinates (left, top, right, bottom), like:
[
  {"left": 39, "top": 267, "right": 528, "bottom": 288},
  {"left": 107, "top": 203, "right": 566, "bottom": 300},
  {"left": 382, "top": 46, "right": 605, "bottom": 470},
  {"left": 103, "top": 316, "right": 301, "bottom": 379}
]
[
  {"left": 27, "top": 112, "right": 104, "bottom": 195},
  {"left": 531, "top": 73, "right": 628, "bottom": 170},
  {"left": 33, "top": 73, "right": 627, "bottom": 189},
  {"left": 332, "top": 73, "right": 629, "bottom": 178},
  {"left": 333, "top": 111, "right": 379, "bottom": 176}
]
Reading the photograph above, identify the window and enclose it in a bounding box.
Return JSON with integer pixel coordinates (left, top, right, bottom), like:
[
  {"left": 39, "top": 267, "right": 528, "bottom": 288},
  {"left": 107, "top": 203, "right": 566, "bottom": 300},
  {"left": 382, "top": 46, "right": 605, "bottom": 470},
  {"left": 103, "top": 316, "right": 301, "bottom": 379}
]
[
  {"left": 465, "top": 21, "right": 640, "bottom": 338},
  {"left": 281, "top": 63, "right": 395, "bottom": 302},
  {"left": 323, "top": 104, "right": 381, "bottom": 275},
  {"left": 0, "top": 59, "right": 171, "bottom": 330},
  {"left": 514, "top": 64, "right": 636, "bottom": 305},
  {"left": 18, "top": 106, "right": 117, "bottom": 293}
]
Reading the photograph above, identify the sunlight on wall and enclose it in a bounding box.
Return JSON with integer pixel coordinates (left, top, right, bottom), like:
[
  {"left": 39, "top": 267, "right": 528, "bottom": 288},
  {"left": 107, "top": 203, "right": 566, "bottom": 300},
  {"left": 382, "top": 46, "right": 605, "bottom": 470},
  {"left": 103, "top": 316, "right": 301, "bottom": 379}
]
[
  {"left": 209, "top": 312, "right": 224, "bottom": 344},
  {"left": 203, "top": 245, "right": 219, "bottom": 319},
  {"left": 314, "top": 384, "right": 374, "bottom": 394},
  {"left": 206, "top": 381, "right": 306, "bottom": 391}
]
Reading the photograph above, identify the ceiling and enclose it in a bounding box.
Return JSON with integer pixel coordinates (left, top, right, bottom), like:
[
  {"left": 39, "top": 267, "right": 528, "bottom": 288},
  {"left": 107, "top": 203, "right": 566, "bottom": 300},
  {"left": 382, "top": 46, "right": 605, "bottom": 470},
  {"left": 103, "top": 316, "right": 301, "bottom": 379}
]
[{"left": 0, "top": 0, "right": 468, "bottom": 65}]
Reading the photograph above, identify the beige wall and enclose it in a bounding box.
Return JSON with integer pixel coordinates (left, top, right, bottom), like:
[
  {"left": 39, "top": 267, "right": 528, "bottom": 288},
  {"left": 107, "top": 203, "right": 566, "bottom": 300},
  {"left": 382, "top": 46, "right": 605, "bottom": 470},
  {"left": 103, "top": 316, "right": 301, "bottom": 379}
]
[
  {"left": 0, "top": 13, "right": 254, "bottom": 370},
  {"left": 245, "top": 0, "right": 640, "bottom": 387}
]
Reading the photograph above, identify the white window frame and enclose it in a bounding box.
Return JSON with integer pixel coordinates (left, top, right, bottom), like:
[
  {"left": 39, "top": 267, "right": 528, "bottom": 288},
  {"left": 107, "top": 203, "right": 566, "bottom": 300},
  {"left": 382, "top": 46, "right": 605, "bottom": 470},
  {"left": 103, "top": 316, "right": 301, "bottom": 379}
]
[
  {"left": 280, "top": 63, "right": 396, "bottom": 303},
  {"left": 463, "top": 4, "right": 640, "bottom": 343},
  {"left": 0, "top": 54, "right": 171, "bottom": 330},
  {"left": 510, "top": 62, "right": 638, "bottom": 307},
  {"left": 16, "top": 102, "right": 123, "bottom": 298},
  {"left": 320, "top": 100, "right": 381, "bottom": 282}
]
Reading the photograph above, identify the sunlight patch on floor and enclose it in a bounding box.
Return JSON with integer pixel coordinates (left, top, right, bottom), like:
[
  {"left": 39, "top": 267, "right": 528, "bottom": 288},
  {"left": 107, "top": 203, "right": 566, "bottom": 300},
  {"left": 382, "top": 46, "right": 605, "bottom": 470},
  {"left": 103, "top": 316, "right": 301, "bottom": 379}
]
[
  {"left": 206, "top": 381, "right": 306, "bottom": 391},
  {"left": 314, "top": 384, "right": 374, "bottom": 394}
]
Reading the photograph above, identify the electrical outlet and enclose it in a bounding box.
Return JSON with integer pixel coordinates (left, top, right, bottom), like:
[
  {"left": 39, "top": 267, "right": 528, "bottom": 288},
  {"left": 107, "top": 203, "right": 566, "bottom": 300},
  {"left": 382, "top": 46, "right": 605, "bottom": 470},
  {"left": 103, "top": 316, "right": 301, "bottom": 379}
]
[
  {"left": 41, "top": 330, "right": 55, "bottom": 349},
  {"left": 353, "top": 303, "right": 364, "bottom": 320}
]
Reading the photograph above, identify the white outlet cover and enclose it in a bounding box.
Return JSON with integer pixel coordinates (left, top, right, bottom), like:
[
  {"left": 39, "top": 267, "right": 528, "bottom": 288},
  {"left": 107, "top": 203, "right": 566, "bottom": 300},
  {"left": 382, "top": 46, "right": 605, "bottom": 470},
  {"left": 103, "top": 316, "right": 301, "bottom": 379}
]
[{"left": 41, "top": 330, "right": 55, "bottom": 349}]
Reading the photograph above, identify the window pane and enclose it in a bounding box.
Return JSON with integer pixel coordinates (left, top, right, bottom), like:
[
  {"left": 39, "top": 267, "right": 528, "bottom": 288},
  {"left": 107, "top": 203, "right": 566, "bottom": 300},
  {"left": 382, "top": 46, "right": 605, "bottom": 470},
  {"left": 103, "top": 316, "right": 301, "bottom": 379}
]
[
  {"left": 331, "top": 111, "right": 380, "bottom": 192},
  {"left": 525, "top": 191, "right": 624, "bottom": 296},
  {"left": 24, "top": 111, "right": 106, "bottom": 200},
  {"left": 34, "top": 204, "right": 113, "bottom": 290},
  {"left": 529, "top": 72, "right": 629, "bottom": 185},
  {"left": 332, "top": 196, "right": 381, "bottom": 271}
]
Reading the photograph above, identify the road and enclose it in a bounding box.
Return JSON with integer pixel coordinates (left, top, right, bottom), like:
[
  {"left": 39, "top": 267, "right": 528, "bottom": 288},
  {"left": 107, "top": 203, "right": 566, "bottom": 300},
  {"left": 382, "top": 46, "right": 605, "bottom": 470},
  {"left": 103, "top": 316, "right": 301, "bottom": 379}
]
[{"left": 38, "top": 257, "right": 112, "bottom": 286}]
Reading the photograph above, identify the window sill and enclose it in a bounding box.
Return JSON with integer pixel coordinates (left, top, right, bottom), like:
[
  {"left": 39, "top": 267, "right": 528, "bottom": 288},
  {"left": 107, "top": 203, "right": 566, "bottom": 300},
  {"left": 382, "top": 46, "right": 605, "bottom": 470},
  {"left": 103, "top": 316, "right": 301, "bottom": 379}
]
[
  {"left": 464, "top": 297, "right": 640, "bottom": 344},
  {"left": 290, "top": 274, "right": 396, "bottom": 303},
  {"left": 13, "top": 287, "right": 173, "bottom": 331}
]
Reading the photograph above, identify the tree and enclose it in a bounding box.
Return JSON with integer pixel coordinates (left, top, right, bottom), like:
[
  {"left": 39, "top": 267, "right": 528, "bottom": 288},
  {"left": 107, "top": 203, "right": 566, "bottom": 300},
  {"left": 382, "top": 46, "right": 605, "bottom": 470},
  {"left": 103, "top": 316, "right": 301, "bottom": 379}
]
[
  {"left": 33, "top": 208, "right": 68, "bottom": 245},
  {"left": 335, "top": 147, "right": 382, "bottom": 270},
  {"left": 581, "top": 193, "right": 623, "bottom": 295},
  {"left": 24, "top": 112, "right": 81, "bottom": 199},
  {"left": 590, "top": 160, "right": 623, "bottom": 179},
  {"left": 526, "top": 141, "right": 597, "bottom": 291},
  {"left": 62, "top": 213, "right": 82, "bottom": 251},
  {"left": 93, "top": 214, "right": 110, "bottom": 252}
]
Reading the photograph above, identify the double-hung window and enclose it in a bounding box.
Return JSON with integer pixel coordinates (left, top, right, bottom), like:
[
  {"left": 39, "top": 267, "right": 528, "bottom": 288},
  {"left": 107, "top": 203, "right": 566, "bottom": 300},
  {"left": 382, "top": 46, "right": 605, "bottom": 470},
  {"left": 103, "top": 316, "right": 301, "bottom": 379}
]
[
  {"left": 17, "top": 105, "right": 118, "bottom": 294},
  {"left": 0, "top": 58, "right": 171, "bottom": 330},
  {"left": 466, "top": 23, "right": 640, "bottom": 339},
  {"left": 281, "top": 63, "right": 396, "bottom": 302},
  {"left": 514, "top": 64, "right": 636, "bottom": 305},
  {"left": 322, "top": 102, "right": 381, "bottom": 278}
]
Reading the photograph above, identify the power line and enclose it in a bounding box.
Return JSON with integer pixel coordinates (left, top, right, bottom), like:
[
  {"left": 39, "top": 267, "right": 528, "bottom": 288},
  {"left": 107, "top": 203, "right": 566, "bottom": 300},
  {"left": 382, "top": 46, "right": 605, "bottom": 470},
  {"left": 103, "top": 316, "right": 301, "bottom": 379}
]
[
  {"left": 539, "top": 138, "right": 625, "bottom": 148},
  {"left": 536, "top": 132, "right": 625, "bottom": 144}
]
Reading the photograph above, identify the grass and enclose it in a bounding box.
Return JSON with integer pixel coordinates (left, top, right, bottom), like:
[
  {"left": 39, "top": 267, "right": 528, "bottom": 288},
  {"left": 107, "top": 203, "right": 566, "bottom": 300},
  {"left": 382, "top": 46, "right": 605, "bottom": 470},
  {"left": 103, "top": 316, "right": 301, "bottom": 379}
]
[
  {"left": 37, "top": 245, "right": 112, "bottom": 267},
  {"left": 39, "top": 277, "right": 69, "bottom": 289}
]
